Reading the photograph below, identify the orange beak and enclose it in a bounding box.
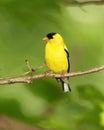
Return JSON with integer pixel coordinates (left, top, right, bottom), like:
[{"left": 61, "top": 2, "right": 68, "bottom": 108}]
[{"left": 42, "top": 36, "right": 49, "bottom": 41}]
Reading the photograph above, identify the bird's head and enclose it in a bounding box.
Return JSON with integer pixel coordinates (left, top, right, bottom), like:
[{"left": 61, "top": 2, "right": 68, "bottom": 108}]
[{"left": 43, "top": 32, "right": 63, "bottom": 44}]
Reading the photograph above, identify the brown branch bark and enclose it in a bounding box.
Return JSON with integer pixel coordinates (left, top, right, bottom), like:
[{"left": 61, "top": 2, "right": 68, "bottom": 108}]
[
  {"left": 0, "top": 65, "right": 104, "bottom": 85},
  {"left": 0, "top": 115, "right": 45, "bottom": 130},
  {"left": 62, "top": 0, "right": 104, "bottom": 6}
]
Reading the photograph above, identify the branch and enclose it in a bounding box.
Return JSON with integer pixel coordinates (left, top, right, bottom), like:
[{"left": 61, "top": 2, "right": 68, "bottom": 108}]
[
  {"left": 0, "top": 62, "right": 104, "bottom": 85},
  {"left": 0, "top": 115, "right": 45, "bottom": 130},
  {"left": 62, "top": 0, "right": 104, "bottom": 6}
]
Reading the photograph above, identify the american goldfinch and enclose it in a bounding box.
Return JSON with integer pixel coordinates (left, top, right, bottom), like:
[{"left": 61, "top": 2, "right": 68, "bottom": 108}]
[{"left": 43, "top": 32, "right": 71, "bottom": 92}]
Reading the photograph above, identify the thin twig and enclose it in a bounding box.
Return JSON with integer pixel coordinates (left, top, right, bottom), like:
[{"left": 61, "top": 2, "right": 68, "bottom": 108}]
[
  {"left": 25, "top": 59, "right": 33, "bottom": 71},
  {"left": 54, "top": 65, "right": 104, "bottom": 78},
  {"left": 0, "top": 65, "right": 104, "bottom": 85},
  {"left": 62, "top": 0, "right": 104, "bottom": 6},
  {"left": 3, "top": 60, "right": 33, "bottom": 79},
  {"left": 25, "top": 59, "right": 34, "bottom": 83},
  {"left": 30, "top": 65, "right": 104, "bottom": 79},
  {"left": 34, "top": 63, "right": 45, "bottom": 71}
]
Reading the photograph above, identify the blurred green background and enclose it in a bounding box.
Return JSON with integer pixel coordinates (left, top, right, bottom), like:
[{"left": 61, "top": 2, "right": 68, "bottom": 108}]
[{"left": 0, "top": 0, "right": 104, "bottom": 130}]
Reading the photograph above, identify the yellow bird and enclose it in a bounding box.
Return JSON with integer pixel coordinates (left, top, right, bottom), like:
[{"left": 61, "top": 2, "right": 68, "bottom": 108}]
[{"left": 43, "top": 32, "right": 71, "bottom": 92}]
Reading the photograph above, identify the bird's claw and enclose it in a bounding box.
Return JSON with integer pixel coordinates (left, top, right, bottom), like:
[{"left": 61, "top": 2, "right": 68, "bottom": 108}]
[{"left": 44, "top": 70, "right": 52, "bottom": 76}]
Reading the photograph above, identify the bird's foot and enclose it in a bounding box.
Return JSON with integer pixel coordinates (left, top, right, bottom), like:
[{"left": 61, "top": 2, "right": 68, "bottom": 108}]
[
  {"left": 60, "top": 71, "right": 66, "bottom": 77},
  {"left": 44, "top": 70, "right": 52, "bottom": 76}
]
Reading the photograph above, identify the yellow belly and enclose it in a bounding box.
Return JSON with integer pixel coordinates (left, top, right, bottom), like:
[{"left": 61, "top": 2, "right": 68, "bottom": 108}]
[{"left": 45, "top": 43, "right": 68, "bottom": 73}]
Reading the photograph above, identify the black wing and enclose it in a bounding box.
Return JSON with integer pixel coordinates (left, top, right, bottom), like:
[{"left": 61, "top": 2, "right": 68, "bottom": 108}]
[{"left": 64, "top": 48, "right": 70, "bottom": 73}]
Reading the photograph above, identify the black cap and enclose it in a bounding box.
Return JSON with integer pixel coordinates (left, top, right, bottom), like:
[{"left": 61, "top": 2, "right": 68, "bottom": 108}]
[{"left": 46, "top": 32, "right": 56, "bottom": 39}]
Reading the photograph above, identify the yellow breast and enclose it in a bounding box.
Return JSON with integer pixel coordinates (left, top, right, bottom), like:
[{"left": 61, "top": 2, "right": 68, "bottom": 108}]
[{"left": 45, "top": 42, "right": 68, "bottom": 73}]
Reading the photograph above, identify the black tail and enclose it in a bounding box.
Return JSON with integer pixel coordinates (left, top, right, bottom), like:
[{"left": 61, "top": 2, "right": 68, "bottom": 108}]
[
  {"left": 56, "top": 78, "right": 71, "bottom": 92},
  {"left": 61, "top": 80, "right": 71, "bottom": 92}
]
